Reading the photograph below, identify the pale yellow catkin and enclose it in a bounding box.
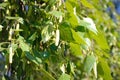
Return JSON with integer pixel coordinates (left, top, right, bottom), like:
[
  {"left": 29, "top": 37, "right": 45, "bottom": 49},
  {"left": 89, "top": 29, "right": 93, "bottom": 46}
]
[
  {"left": 55, "top": 29, "right": 60, "bottom": 46},
  {"left": 9, "top": 45, "right": 13, "bottom": 63},
  {"left": 93, "top": 61, "right": 97, "bottom": 78}
]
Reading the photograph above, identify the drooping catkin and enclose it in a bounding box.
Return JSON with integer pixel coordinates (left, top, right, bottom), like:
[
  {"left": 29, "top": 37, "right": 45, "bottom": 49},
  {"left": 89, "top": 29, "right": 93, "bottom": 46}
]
[
  {"left": 55, "top": 29, "right": 60, "bottom": 46},
  {"left": 9, "top": 45, "right": 13, "bottom": 63}
]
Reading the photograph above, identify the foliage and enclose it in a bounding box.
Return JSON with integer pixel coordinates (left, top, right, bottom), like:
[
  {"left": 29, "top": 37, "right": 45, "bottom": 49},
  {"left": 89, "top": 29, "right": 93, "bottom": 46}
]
[{"left": 0, "top": 0, "right": 120, "bottom": 80}]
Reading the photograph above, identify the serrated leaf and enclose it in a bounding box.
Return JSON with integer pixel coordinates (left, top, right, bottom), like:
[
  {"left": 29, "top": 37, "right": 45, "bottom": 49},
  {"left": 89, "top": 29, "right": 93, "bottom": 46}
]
[
  {"left": 81, "top": 38, "right": 91, "bottom": 50},
  {"left": 80, "top": 0, "right": 94, "bottom": 9},
  {"left": 68, "top": 12, "right": 79, "bottom": 28},
  {"left": 65, "top": 0, "right": 79, "bottom": 28},
  {"left": 65, "top": 0, "right": 78, "bottom": 12},
  {"left": 89, "top": 30, "right": 109, "bottom": 49},
  {"left": 58, "top": 73, "right": 71, "bottom": 80},
  {"left": 83, "top": 54, "right": 96, "bottom": 73},
  {"left": 71, "top": 29, "right": 85, "bottom": 44},
  {"left": 97, "top": 58, "right": 112, "bottom": 80},
  {"left": 59, "top": 22, "right": 74, "bottom": 42},
  {"left": 70, "top": 42, "right": 82, "bottom": 57},
  {"left": 80, "top": 17, "right": 98, "bottom": 34},
  {"left": 65, "top": 1, "right": 74, "bottom": 12}
]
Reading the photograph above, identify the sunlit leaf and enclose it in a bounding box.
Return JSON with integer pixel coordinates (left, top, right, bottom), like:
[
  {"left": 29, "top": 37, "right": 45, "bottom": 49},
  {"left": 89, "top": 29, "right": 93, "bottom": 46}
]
[
  {"left": 80, "top": 38, "right": 91, "bottom": 50},
  {"left": 58, "top": 73, "right": 71, "bottom": 80},
  {"left": 70, "top": 42, "right": 82, "bottom": 57},
  {"left": 17, "top": 36, "right": 30, "bottom": 52},
  {"left": 68, "top": 13, "right": 79, "bottom": 28},
  {"left": 97, "top": 58, "right": 112, "bottom": 80},
  {"left": 59, "top": 22, "right": 74, "bottom": 42},
  {"left": 89, "top": 30, "right": 109, "bottom": 49},
  {"left": 41, "top": 26, "right": 53, "bottom": 43},
  {"left": 6, "top": 16, "right": 24, "bottom": 24},
  {"left": 79, "top": 17, "right": 98, "bottom": 34},
  {"left": 80, "top": 0, "right": 94, "bottom": 9},
  {"left": 11, "top": 43, "right": 18, "bottom": 52},
  {"left": 83, "top": 17, "right": 97, "bottom": 34},
  {"left": 83, "top": 54, "right": 96, "bottom": 73},
  {"left": 71, "top": 29, "right": 85, "bottom": 44},
  {"left": 49, "top": 10, "right": 63, "bottom": 18},
  {"left": 65, "top": 1, "right": 74, "bottom": 12},
  {"left": 0, "top": 2, "right": 9, "bottom": 8}
]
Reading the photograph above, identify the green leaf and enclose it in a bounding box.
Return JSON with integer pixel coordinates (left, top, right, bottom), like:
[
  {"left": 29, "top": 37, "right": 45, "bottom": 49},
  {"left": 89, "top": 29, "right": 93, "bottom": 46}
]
[
  {"left": 83, "top": 54, "right": 96, "bottom": 73},
  {"left": 80, "top": 18, "right": 97, "bottom": 34},
  {"left": 71, "top": 29, "right": 85, "bottom": 44},
  {"left": 38, "top": 67, "right": 56, "bottom": 80},
  {"left": 25, "top": 52, "right": 42, "bottom": 65},
  {"left": 20, "top": 42, "right": 29, "bottom": 52},
  {"left": 74, "top": 26, "right": 86, "bottom": 32},
  {"left": 67, "top": 62, "right": 75, "bottom": 74},
  {"left": 11, "top": 43, "right": 18, "bottom": 52},
  {"left": 59, "top": 22, "right": 74, "bottom": 42},
  {"left": 0, "top": 2, "right": 9, "bottom": 8},
  {"left": 84, "top": 38, "right": 91, "bottom": 48},
  {"left": 48, "top": 0, "right": 56, "bottom": 6},
  {"left": 65, "top": 1, "right": 79, "bottom": 28},
  {"left": 80, "top": 38, "right": 91, "bottom": 50},
  {"left": 97, "top": 58, "right": 112, "bottom": 80},
  {"left": 65, "top": 1, "right": 74, "bottom": 12},
  {"left": 40, "top": 51, "right": 50, "bottom": 60},
  {"left": 49, "top": 10, "right": 63, "bottom": 18},
  {"left": 58, "top": 73, "right": 71, "bottom": 80},
  {"left": 68, "top": 12, "right": 79, "bottom": 28},
  {"left": 0, "top": 42, "right": 9, "bottom": 51},
  {"left": 33, "top": 50, "right": 50, "bottom": 61},
  {"left": 70, "top": 42, "right": 82, "bottom": 57},
  {"left": 89, "top": 30, "right": 109, "bottom": 49},
  {"left": 6, "top": 16, "right": 24, "bottom": 24},
  {"left": 17, "top": 36, "right": 30, "bottom": 52},
  {"left": 41, "top": 26, "right": 53, "bottom": 43},
  {"left": 80, "top": 0, "right": 94, "bottom": 9},
  {"left": 28, "top": 32, "right": 38, "bottom": 41},
  {"left": 65, "top": 0, "right": 78, "bottom": 12}
]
